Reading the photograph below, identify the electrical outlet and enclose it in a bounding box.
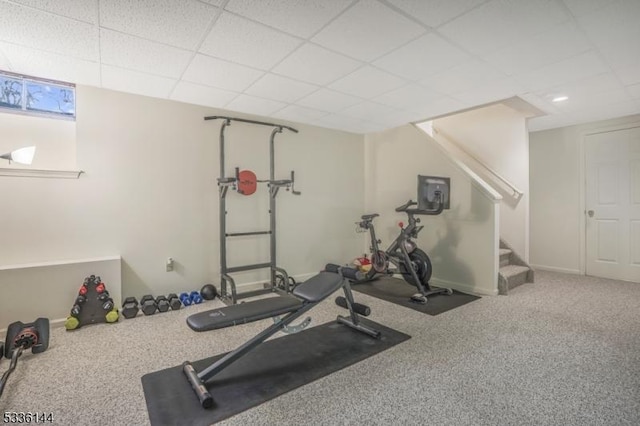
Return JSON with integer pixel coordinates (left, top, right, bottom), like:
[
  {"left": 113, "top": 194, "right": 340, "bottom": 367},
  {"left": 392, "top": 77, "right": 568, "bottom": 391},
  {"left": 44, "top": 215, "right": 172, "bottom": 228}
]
[{"left": 166, "top": 257, "right": 174, "bottom": 272}]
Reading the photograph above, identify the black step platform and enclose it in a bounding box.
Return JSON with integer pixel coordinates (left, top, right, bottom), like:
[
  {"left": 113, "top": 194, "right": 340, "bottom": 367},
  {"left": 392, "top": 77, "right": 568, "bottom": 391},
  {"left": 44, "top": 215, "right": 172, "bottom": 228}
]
[{"left": 142, "top": 318, "right": 410, "bottom": 426}]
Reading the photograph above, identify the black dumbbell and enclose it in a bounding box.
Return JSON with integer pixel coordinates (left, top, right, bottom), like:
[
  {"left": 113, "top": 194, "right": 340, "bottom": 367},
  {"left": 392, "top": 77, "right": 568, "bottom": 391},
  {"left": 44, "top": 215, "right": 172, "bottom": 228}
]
[
  {"left": 156, "top": 295, "right": 170, "bottom": 313},
  {"left": 167, "top": 293, "right": 182, "bottom": 310},
  {"left": 122, "top": 297, "right": 139, "bottom": 319},
  {"left": 141, "top": 295, "right": 157, "bottom": 315}
]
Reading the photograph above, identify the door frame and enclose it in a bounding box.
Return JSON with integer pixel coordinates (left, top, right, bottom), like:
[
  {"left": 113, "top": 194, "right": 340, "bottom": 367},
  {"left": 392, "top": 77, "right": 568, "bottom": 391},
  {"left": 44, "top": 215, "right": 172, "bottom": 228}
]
[{"left": 579, "top": 120, "right": 640, "bottom": 276}]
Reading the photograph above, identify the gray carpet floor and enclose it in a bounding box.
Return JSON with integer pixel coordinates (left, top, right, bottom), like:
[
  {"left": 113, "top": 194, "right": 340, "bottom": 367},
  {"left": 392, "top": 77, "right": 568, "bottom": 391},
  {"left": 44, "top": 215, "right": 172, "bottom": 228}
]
[{"left": 1, "top": 270, "right": 639, "bottom": 426}]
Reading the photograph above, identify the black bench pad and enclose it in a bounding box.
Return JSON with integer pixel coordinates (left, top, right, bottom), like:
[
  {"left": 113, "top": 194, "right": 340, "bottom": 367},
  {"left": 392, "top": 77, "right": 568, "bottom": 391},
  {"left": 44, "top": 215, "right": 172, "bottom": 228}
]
[
  {"left": 187, "top": 296, "right": 303, "bottom": 332},
  {"left": 292, "top": 271, "right": 343, "bottom": 303}
]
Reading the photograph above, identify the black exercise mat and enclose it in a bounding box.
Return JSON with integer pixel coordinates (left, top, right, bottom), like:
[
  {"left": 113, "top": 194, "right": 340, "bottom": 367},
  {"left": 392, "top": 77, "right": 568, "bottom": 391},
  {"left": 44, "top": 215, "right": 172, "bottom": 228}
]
[
  {"left": 353, "top": 277, "right": 480, "bottom": 315},
  {"left": 142, "top": 318, "right": 410, "bottom": 426}
]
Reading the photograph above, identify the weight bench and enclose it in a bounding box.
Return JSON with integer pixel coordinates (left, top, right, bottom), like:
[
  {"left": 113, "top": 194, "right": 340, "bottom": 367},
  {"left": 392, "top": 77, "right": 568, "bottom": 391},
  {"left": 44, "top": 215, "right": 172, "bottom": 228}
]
[{"left": 183, "top": 264, "right": 380, "bottom": 408}]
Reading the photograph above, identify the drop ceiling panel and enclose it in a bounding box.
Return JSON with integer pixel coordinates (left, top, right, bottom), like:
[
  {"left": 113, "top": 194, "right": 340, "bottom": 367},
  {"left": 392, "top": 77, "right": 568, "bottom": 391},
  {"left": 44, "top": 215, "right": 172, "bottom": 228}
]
[
  {"left": 411, "top": 95, "right": 469, "bottom": 120},
  {"left": 615, "top": 64, "right": 640, "bottom": 86},
  {"left": 199, "top": 12, "right": 301, "bottom": 70},
  {"left": 627, "top": 83, "right": 640, "bottom": 99},
  {"left": 439, "top": 0, "right": 571, "bottom": 55},
  {"left": 0, "top": 48, "right": 10, "bottom": 70},
  {"left": 0, "top": 1, "right": 97, "bottom": 60},
  {"left": 329, "top": 65, "right": 406, "bottom": 99},
  {"left": 272, "top": 43, "right": 362, "bottom": 85},
  {"left": 295, "top": 88, "right": 362, "bottom": 112},
  {"left": 271, "top": 105, "right": 328, "bottom": 123},
  {"left": 386, "top": 0, "right": 487, "bottom": 28},
  {"left": 562, "top": 0, "right": 617, "bottom": 17},
  {"left": 341, "top": 101, "right": 398, "bottom": 121},
  {"left": 9, "top": 0, "right": 99, "bottom": 24},
  {"left": 373, "top": 33, "right": 471, "bottom": 81},
  {"left": 225, "top": 0, "right": 352, "bottom": 38},
  {"left": 0, "top": 42, "right": 100, "bottom": 86},
  {"left": 100, "top": 29, "right": 193, "bottom": 79},
  {"left": 226, "top": 94, "right": 287, "bottom": 116},
  {"left": 170, "top": 81, "right": 238, "bottom": 108},
  {"left": 374, "top": 84, "right": 445, "bottom": 112},
  {"left": 422, "top": 59, "right": 506, "bottom": 95},
  {"left": 244, "top": 73, "right": 318, "bottom": 103},
  {"left": 312, "top": 0, "right": 425, "bottom": 62},
  {"left": 99, "top": 0, "right": 218, "bottom": 50},
  {"left": 313, "top": 113, "right": 374, "bottom": 133},
  {"left": 515, "top": 51, "right": 609, "bottom": 93},
  {"left": 484, "top": 22, "right": 592, "bottom": 76},
  {"left": 101, "top": 64, "right": 176, "bottom": 98},
  {"left": 182, "top": 54, "right": 264, "bottom": 92}
]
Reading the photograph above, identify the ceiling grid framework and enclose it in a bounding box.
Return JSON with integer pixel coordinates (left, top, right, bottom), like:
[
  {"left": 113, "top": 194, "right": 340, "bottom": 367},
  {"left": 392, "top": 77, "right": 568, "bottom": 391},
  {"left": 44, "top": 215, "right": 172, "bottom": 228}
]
[{"left": 0, "top": 0, "right": 638, "bottom": 133}]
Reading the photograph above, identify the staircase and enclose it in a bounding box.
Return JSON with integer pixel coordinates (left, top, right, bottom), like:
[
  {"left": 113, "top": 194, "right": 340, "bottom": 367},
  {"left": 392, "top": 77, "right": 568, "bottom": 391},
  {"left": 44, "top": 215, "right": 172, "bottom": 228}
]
[{"left": 498, "top": 239, "right": 534, "bottom": 295}]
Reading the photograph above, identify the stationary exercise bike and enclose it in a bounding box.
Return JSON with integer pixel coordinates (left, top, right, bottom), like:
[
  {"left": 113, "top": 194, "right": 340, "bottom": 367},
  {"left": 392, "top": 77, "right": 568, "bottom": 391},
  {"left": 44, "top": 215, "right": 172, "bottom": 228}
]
[{"left": 355, "top": 176, "right": 453, "bottom": 304}]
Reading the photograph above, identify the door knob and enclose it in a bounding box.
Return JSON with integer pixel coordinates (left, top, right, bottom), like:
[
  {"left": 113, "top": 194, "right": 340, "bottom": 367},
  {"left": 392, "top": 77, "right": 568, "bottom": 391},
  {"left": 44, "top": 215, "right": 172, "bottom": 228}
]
[{"left": 587, "top": 210, "right": 594, "bottom": 217}]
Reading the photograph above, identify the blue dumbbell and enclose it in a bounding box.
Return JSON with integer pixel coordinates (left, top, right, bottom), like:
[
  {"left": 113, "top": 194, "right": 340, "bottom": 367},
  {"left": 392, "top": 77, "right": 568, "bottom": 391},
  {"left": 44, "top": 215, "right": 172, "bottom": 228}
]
[
  {"left": 190, "top": 291, "right": 203, "bottom": 304},
  {"left": 180, "top": 292, "right": 192, "bottom": 306}
]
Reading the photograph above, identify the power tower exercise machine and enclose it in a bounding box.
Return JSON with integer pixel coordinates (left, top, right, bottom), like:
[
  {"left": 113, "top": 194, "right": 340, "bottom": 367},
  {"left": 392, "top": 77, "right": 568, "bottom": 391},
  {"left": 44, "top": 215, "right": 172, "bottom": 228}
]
[{"left": 206, "top": 116, "right": 300, "bottom": 305}]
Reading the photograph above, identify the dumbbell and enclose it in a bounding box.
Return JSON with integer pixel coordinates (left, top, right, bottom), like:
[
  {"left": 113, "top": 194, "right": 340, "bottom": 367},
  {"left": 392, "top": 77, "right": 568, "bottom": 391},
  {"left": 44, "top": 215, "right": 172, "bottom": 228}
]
[
  {"left": 98, "top": 292, "right": 114, "bottom": 311},
  {"left": 167, "top": 293, "right": 182, "bottom": 310},
  {"left": 121, "top": 297, "right": 139, "bottom": 319},
  {"left": 180, "top": 292, "right": 192, "bottom": 307},
  {"left": 141, "top": 295, "right": 157, "bottom": 315},
  {"left": 190, "top": 291, "right": 203, "bottom": 304},
  {"left": 156, "top": 295, "right": 170, "bottom": 313}
]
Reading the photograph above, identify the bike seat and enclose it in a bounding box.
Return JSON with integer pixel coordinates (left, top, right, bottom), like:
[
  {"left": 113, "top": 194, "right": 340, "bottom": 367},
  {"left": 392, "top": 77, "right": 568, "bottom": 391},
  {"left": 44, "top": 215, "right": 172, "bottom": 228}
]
[{"left": 361, "top": 213, "right": 379, "bottom": 220}]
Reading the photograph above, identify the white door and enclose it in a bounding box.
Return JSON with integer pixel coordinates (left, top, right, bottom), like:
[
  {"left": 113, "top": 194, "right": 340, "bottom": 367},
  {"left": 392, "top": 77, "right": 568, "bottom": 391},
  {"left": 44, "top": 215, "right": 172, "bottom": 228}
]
[{"left": 585, "top": 126, "right": 640, "bottom": 282}]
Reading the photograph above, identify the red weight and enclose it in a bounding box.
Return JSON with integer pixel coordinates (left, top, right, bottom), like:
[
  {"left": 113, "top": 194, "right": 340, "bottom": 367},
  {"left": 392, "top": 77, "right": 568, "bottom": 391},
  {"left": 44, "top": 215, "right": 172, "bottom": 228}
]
[
  {"left": 96, "top": 283, "right": 105, "bottom": 293},
  {"left": 237, "top": 170, "right": 257, "bottom": 195},
  {"left": 79, "top": 286, "right": 88, "bottom": 296}
]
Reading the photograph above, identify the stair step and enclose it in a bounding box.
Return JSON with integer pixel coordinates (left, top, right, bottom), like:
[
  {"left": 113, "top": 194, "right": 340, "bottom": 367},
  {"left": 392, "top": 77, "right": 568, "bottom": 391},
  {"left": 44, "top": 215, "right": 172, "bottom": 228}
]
[
  {"left": 498, "top": 265, "right": 531, "bottom": 295},
  {"left": 499, "top": 248, "right": 512, "bottom": 267}
]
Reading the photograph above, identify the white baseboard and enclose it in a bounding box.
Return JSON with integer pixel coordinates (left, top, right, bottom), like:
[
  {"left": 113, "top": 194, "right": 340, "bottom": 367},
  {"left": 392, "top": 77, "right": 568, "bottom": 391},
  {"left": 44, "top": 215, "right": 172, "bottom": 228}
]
[{"left": 530, "top": 264, "right": 581, "bottom": 274}]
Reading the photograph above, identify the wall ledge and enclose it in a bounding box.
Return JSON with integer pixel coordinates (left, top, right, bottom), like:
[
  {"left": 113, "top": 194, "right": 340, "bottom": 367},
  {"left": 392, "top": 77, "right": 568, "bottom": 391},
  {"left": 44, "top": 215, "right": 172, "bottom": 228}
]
[
  {"left": 0, "top": 255, "right": 121, "bottom": 271},
  {"left": 0, "top": 167, "right": 83, "bottom": 179}
]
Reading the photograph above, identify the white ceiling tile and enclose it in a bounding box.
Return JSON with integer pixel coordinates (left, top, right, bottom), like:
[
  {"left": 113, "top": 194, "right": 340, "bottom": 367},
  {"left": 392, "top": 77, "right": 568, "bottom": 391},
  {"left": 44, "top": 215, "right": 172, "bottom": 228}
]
[
  {"left": 535, "top": 73, "right": 631, "bottom": 111},
  {"left": 438, "top": 0, "right": 571, "bottom": 55},
  {"left": 199, "top": 12, "right": 301, "bottom": 70},
  {"left": 386, "top": 0, "right": 487, "bottom": 28},
  {"left": 100, "top": 29, "right": 193, "bottom": 79},
  {"left": 101, "top": 65, "right": 176, "bottom": 98},
  {"left": 627, "top": 83, "right": 640, "bottom": 99},
  {"left": 563, "top": 0, "right": 618, "bottom": 17},
  {"left": 514, "top": 51, "right": 609, "bottom": 93},
  {"left": 577, "top": 1, "right": 640, "bottom": 69},
  {"left": 421, "top": 59, "right": 506, "bottom": 95},
  {"left": 374, "top": 84, "right": 444, "bottom": 112},
  {"left": 272, "top": 43, "right": 362, "bottom": 85},
  {"left": 484, "top": 22, "right": 591, "bottom": 76},
  {"left": 0, "top": 47, "right": 11, "bottom": 70},
  {"left": 312, "top": 0, "right": 425, "bottom": 62},
  {"left": 182, "top": 54, "right": 264, "bottom": 92},
  {"left": 9, "top": 0, "right": 98, "bottom": 24},
  {"left": 453, "top": 77, "right": 523, "bottom": 105},
  {"left": 0, "top": 1, "right": 97, "bottom": 60},
  {"left": 170, "top": 81, "right": 238, "bottom": 108},
  {"left": 271, "top": 105, "right": 328, "bottom": 122},
  {"left": 200, "top": 0, "right": 224, "bottom": 5},
  {"left": 99, "top": 0, "right": 218, "bottom": 50},
  {"left": 373, "top": 33, "right": 471, "bottom": 81},
  {"left": 614, "top": 63, "right": 640, "bottom": 86},
  {"left": 517, "top": 92, "right": 559, "bottom": 115},
  {"left": 313, "top": 113, "right": 373, "bottom": 133},
  {"left": 295, "top": 88, "right": 362, "bottom": 112},
  {"left": 411, "top": 95, "right": 469, "bottom": 120},
  {"left": 341, "top": 101, "right": 398, "bottom": 121},
  {"left": 329, "top": 66, "right": 406, "bottom": 99},
  {"left": 244, "top": 73, "right": 318, "bottom": 103},
  {"left": 0, "top": 41, "right": 100, "bottom": 86},
  {"left": 225, "top": 0, "right": 351, "bottom": 38},
  {"left": 225, "top": 94, "right": 287, "bottom": 117}
]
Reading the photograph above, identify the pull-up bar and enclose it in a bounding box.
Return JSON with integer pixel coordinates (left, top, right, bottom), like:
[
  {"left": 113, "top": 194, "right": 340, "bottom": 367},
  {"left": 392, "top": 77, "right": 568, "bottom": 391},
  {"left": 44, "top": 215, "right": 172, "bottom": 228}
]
[{"left": 204, "top": 116, "right": 298, "bottom": 134}]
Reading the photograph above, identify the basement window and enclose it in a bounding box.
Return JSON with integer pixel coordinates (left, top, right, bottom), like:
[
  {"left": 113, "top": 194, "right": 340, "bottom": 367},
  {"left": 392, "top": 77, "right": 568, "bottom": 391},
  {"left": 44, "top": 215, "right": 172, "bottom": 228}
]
[{"left": 0, "top": 70, "right": 75, "bottom": 119}]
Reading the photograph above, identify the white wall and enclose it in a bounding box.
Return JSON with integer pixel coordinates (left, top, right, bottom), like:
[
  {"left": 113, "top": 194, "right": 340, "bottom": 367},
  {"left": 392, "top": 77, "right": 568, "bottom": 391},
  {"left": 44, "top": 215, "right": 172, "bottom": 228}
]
[
  {"left": 365, "top": 124, "right": 499, "bottom": 295},
  {"left": 529, "top": 113, "right": 640, "bottom": 273},
  {"left": 0, "top": 85, "right": 365, "bottom": 303},
  {"left": 0, "top": 112, "right": 76, "bottom": 170},
  {"left": 433, "top": 103, "right": 530, "bottom": 259}
]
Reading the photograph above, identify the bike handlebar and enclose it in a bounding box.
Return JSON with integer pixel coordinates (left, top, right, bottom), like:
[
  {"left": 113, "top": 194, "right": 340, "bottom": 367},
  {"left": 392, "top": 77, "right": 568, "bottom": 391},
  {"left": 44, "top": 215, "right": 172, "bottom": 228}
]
[
  {"left": 395, "top": 200, "right": 417, "bottom": 212},
  {"left": 395, "top": 193, "right": 444, "bottom": 216}
]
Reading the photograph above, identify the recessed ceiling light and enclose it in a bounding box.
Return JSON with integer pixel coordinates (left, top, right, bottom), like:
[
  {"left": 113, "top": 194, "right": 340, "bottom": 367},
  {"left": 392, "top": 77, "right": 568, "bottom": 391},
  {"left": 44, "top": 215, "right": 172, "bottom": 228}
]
[{"left": 552, "top": 95, "right": 568, "bottom": 102}]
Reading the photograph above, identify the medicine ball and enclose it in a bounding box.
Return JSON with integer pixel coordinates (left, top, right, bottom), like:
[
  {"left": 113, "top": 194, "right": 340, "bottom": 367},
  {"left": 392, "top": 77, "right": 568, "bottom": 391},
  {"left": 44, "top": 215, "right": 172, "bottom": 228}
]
[{"left": 200, "top": 284, "right": 218, "bottom": 300}]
